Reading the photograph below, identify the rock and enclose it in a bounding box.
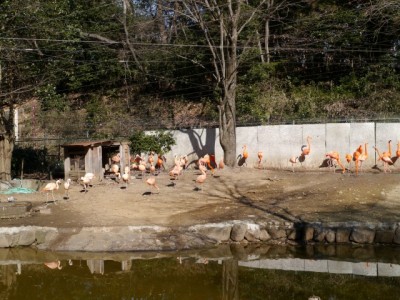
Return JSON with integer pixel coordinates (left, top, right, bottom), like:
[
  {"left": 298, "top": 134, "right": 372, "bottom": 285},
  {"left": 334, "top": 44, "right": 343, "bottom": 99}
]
[
  {"left": 0, "top": 181, "right": 12, "bottom": 191},
  {"left": 230, "top": 224, "right": 247, "bottom": 242},
  {"left": 244, "top": 223, "right": 261, "bottom": 242},
  {"left": 196, "top": 225, "right": 232, "bottom": 243},
  {"left": 336, "top": 228, "right": 351, "bottom": 243},
  {"left": 375, "top": 230, "right": 394, "bottom": 244},
  {"left": 350, "top": 228, "right": 375, "bottom": 244},
  {"left": 287, "top": 229, "right": 299, "bottom": 241},
  {"left": 313, "top": 228, "right": 326, "bottom": 242},
  {"left": 325, "top": 229, "right": 336, "bottom": 243},
  {"left": 0, "top": 234, "right": 11, "bottom": 247},
  {"left": 268, "top": 228, "right": 287, "bottom": 240},
  {"left": 259, "top": 229, "right": 271, "bottom": 241},
  {"left": 393, "top": 227, "right": 400, "bottom": 244},
  {"left": 304, "top": 226, "right": 314, "bottom": 242},
  {"left": 18, "top": 230, "right": 36, "bottom": 246},
  {"left": 244, "top": 230, "right": 259, "bottom": 242}
]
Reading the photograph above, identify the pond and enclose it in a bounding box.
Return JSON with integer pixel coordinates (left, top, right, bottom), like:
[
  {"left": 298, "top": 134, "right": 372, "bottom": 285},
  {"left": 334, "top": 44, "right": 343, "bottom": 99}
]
[{"left": 1, "top": 244, "right": 400, "bottom": 299}]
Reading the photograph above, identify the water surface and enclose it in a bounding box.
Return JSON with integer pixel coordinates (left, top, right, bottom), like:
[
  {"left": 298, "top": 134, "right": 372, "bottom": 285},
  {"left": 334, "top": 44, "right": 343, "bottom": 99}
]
[{"left": 1, "top": 244, "right": 400, "bottom": 299}]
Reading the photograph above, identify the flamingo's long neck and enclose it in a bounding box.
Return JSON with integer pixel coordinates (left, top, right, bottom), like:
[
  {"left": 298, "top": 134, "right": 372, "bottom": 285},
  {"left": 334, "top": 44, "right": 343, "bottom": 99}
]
[
  {"left": 388, "top": 141, "right": 392, "bottom": 156},
  {"left": 375, "top": 147, "right": 382, "bottom": 158}
]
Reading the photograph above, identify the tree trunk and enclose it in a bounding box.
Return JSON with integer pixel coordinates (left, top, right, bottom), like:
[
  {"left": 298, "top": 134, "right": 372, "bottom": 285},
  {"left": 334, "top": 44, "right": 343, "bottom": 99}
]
[
  {"left": 219, "top": 82, "right": 237, "bottom": 167},
  {"left": 156, "top": 0, "right": 167, "bottom": 43},
  {"left": 0, "top": 135, "right": 14, "bottom": 181}
]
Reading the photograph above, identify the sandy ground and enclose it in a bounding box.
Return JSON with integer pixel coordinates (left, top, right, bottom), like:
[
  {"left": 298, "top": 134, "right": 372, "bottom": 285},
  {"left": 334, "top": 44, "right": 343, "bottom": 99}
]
[{"left": 1, "top": 164, "right": 400, "bottom": 228}]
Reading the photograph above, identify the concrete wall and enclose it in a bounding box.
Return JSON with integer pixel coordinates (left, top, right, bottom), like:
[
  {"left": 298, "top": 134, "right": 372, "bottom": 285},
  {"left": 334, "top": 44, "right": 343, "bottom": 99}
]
[{"left": 160, "top": 122, "right": 400, "bottom": 171}]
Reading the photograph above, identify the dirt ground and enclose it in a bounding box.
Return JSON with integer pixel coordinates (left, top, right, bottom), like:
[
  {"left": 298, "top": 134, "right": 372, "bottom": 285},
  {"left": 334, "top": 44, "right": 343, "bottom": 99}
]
[{"left": 1, "top": 164, "right": 400, "bottom": 228}]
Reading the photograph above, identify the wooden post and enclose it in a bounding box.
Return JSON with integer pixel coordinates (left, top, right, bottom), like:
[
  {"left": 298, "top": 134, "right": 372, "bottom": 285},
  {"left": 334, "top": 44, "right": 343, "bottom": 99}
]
[{"left": 20, "top": 158, "right": 24, "bottom": 181}]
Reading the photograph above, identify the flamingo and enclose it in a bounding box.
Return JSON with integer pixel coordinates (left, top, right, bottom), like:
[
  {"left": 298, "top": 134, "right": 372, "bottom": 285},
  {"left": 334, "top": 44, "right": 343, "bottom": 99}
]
[
  {"left": 156, "top": 154, "right": 166, "bottom": 170},
  {"left": 195, "top": 168, "right": 207, "bottom": 191},
  {"left": 148, "top": 152, "right": 154, "bottom": 165},
  {"left": 43, "top": 179, "right": 61, "bottom": 202},
  {"left": 83, "top": 173, "right": 95, "bottom": 181},
  {"left": 345, "top": 154, "right": 352, "bottom": 173},
  {"left": 169, "top": 164, "right": 182, "bottom": 184},
  {"left": 358, "top": 143, "right": 368, "bottom": 173},
  {"left": 374, "top": 146, "right": 393, "bottom": 173},
  {"left": 396, "top": 141, "right": 400, "bottom": 159},
  {"left": 146, "top": 176, "right": 159, "bottom": 193},
  {"left": 122, "top": 169, "right": 130, "bottom": 188},
  {"left": 301, "top": 136, "right": 312, "bottom": 156},
  {"left": 80, "top": 176, "right": 91, "bottom": 193},
  {"left": 111, "top": 153, "right": 121, "bottom": 163},
  {"left": 325, "top": 151, "right": 346, "bottom": 174},
  {"left": 202, "top": 154, "right": 215, "bottom": 175},
  {"left": 243, "top": 145, "right": 249, "bottom": 159},
  {"left": 149, "top": 163, "right": 156, "bottom": 174},
  {"left": 289, "top": 156, "right": 298, "bottom": 172},
  {"left": 111, "top": 164, "right": 120, "bottom": 179},
  {"left": 352, "top": 145, "right": 363, "bottom": 176},
  {"left": 44, "top": 260, "right": 62, "bottom": 270},
  {"left": 63, "top": 178, "right": 71, "bottom": 199},
  {"left": 138, "top": 161, "right": 147, "bottom": 179},
  {"left": 257, "top": 151, "right": 263, "bottom": 168},
  {"left": 218, "top": 158, "right": 225, "bottom": 170},
  {"left": 237, "top": 145, "right": 249, "bottom": 167}
]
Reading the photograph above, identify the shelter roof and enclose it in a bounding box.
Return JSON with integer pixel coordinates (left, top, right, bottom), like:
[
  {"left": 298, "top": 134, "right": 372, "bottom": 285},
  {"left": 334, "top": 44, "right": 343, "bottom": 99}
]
[{"left": 61, "top": 140, "right": 115, "bottom": 148}]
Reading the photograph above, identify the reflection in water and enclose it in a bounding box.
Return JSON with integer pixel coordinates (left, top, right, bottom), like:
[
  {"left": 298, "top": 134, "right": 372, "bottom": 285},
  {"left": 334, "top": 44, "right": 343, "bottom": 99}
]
[
  {"left": 0, "top": 244, "right": 400, "bottom": 299},
  {"left": 223, "top": 259, "right": 239, "bottom": 300}
]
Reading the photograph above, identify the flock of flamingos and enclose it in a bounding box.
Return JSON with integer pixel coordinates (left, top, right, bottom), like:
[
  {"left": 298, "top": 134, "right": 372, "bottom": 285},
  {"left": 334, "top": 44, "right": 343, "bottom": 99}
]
[{"left": 42, "top": 137, "right": 400, "bottom": 201}]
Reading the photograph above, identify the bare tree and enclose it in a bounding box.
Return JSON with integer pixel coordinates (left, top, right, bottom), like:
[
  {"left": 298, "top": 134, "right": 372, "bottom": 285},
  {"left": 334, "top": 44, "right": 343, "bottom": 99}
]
[{"left": 180, "top": 0, "right": 266, "bottom": 167}]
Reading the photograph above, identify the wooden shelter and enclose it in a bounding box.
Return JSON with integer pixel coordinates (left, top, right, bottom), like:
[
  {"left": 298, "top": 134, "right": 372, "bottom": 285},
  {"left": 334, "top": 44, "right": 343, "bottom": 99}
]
[{"left": 61, "top": 140, "right": 130, "bottom": 180}]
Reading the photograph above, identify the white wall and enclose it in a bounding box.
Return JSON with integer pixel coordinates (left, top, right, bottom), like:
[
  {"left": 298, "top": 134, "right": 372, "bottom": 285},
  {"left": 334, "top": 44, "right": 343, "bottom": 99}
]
[{"left": 156, "top": 122, "right": 398, "bottom": 171}]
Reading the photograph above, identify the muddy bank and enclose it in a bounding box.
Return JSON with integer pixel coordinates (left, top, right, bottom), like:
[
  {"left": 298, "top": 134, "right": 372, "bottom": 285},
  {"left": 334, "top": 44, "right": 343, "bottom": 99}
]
[{"left": 1, "top": 169, "right": 400, "bottom": 251}]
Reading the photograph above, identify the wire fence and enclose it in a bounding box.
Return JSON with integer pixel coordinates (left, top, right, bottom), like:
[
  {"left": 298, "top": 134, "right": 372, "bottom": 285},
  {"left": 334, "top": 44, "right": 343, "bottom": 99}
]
[{"left": 15, "top": 116, "right": 400, "bottom": 147}]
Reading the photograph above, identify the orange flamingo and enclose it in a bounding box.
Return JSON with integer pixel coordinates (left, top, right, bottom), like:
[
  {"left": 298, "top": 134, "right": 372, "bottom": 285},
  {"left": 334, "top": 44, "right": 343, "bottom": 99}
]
[
  {"left": 156, "top": 154, "right": 166, "bottom": 170},
  {"left": 237, "top": 145, "right": 249, "bottom": 167},
  {"left": 289, "top": 156, "right": 298, "bottom": 172},
  {"left": 345, "top": 154, "right": 352, "bottom": 173},
  {"left": 202, "top": 154, "right": 215, "bottom": 175},
  {"left": 352, "top": 145, "right": 363, "bottom": 176},
  {"left": 257, "top": 151, "right": 263, "bottom": 168},
  {"left": 301, "top": 136, "right": 312, "bottom": 156},
  {"left": 243, "top": 145, "right": 249, "bottom": 159},
  {"left": 325, "top": 151, "right": 345, "bottom": 174},
  {"left": 43, "top": 179, "right": 61, "bottom": 202},
  {"left": 373, "top": 146, "right": 393, "bottom": 173},
  {"left": 358, "top": 143, "right": 368, "bottom": 173}
]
